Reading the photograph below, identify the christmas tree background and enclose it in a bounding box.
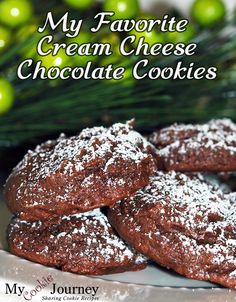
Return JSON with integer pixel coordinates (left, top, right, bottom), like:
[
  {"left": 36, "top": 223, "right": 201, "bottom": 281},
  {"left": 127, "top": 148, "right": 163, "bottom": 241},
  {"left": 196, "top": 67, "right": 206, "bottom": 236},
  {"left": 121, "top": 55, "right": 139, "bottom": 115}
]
[{"left": 0, "top": 0, "right": 236, "bottom": 170}]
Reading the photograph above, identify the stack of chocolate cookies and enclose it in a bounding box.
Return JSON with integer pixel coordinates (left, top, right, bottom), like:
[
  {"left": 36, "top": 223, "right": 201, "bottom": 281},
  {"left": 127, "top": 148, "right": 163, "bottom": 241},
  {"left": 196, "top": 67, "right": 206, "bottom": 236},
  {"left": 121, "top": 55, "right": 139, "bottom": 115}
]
[{"left": 5, "top": 119, "right": 236, "bottom": 289}]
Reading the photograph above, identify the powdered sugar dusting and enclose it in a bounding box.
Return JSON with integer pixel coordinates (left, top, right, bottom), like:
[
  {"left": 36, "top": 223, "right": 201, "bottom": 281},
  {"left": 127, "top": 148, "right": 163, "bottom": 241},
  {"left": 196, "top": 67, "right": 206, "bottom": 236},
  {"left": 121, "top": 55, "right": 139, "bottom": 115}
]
[
  {"left": 6, "top": 120, "right": 155, "bottom": 217},
  {"left": 116, "top": 171, "right": 236, "bottom": 274},
  {"left": 152, "top": 119, "right": 236, "bottom": 160},
  {"left": 24, "top": 122, "right": 149, "bottom": 180},
  {"left": 9, "top": 209, "right": 147, "bottom": 265}
]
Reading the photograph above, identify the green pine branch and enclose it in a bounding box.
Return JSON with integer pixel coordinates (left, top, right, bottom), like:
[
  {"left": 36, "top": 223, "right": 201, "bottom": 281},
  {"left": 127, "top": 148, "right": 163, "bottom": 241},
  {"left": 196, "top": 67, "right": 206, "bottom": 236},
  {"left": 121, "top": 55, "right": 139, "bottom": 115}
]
[{"left": 0, "top": 23, "right": 236, "bottom": 147}]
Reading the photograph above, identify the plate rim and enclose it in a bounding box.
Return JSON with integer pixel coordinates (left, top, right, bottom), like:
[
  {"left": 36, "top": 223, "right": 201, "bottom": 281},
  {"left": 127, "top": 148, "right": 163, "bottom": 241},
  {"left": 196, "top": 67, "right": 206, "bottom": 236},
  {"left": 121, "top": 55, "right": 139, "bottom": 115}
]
[{"left": 0, "top": 249, "right": 230, "bottom": 292}]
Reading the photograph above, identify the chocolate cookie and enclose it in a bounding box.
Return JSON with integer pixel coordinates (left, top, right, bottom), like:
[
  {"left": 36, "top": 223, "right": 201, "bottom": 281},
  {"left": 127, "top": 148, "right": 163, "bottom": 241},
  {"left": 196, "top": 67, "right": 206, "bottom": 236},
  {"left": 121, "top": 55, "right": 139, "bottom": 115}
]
[
  {"left": 8, "top": 209, "right": 147, "bottom": 275},
  {"left": 5, "top": 121, "right": 156, "bottom": 220},
  {"left": 149, "top": 119, "right": 236, "bottom": 171},
  {"left": 108, "top": 171, "right": 236, "bottom": 289}
]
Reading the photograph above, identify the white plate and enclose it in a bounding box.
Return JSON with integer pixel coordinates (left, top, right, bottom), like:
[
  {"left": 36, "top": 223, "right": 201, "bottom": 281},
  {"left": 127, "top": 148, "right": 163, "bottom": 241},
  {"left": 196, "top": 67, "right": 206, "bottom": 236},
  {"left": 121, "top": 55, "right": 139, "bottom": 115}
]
[{"left": 0, "top": 189, "right": 233, "bottom": 302}]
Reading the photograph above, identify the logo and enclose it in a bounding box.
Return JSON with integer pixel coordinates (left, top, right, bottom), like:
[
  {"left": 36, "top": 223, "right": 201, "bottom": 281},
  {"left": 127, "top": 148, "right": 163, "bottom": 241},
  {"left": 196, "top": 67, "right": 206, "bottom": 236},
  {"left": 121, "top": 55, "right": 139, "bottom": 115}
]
[
  {"left": 5, "top": 275, "right": 100, "bottom": 301},
  {"left": 5, "top": 274, "right": 53, "bottom": 300}
]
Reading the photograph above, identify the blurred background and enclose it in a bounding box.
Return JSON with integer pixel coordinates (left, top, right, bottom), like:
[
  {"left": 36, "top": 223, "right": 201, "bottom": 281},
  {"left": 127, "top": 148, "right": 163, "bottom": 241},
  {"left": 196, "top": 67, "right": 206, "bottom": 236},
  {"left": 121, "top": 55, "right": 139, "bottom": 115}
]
[{"left": 0, "top": 0, "right": 236, "bottom": 175}]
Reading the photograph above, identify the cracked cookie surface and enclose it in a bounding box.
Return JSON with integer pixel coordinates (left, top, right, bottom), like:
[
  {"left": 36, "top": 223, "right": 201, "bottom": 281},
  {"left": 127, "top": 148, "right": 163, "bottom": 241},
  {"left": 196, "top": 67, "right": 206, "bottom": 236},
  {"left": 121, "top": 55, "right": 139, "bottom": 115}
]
[
  {"left": 108, "top": 171, "right": 236, "bottom": 289},
  {"left": 149, "top": 119, "right": 236, "bottom": 172},
  {"left": 5, "top": 121, "right": 156, "bottom": 221},
  {"left": 8, "top": 209, "right": 147, "bottom": 275}
]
